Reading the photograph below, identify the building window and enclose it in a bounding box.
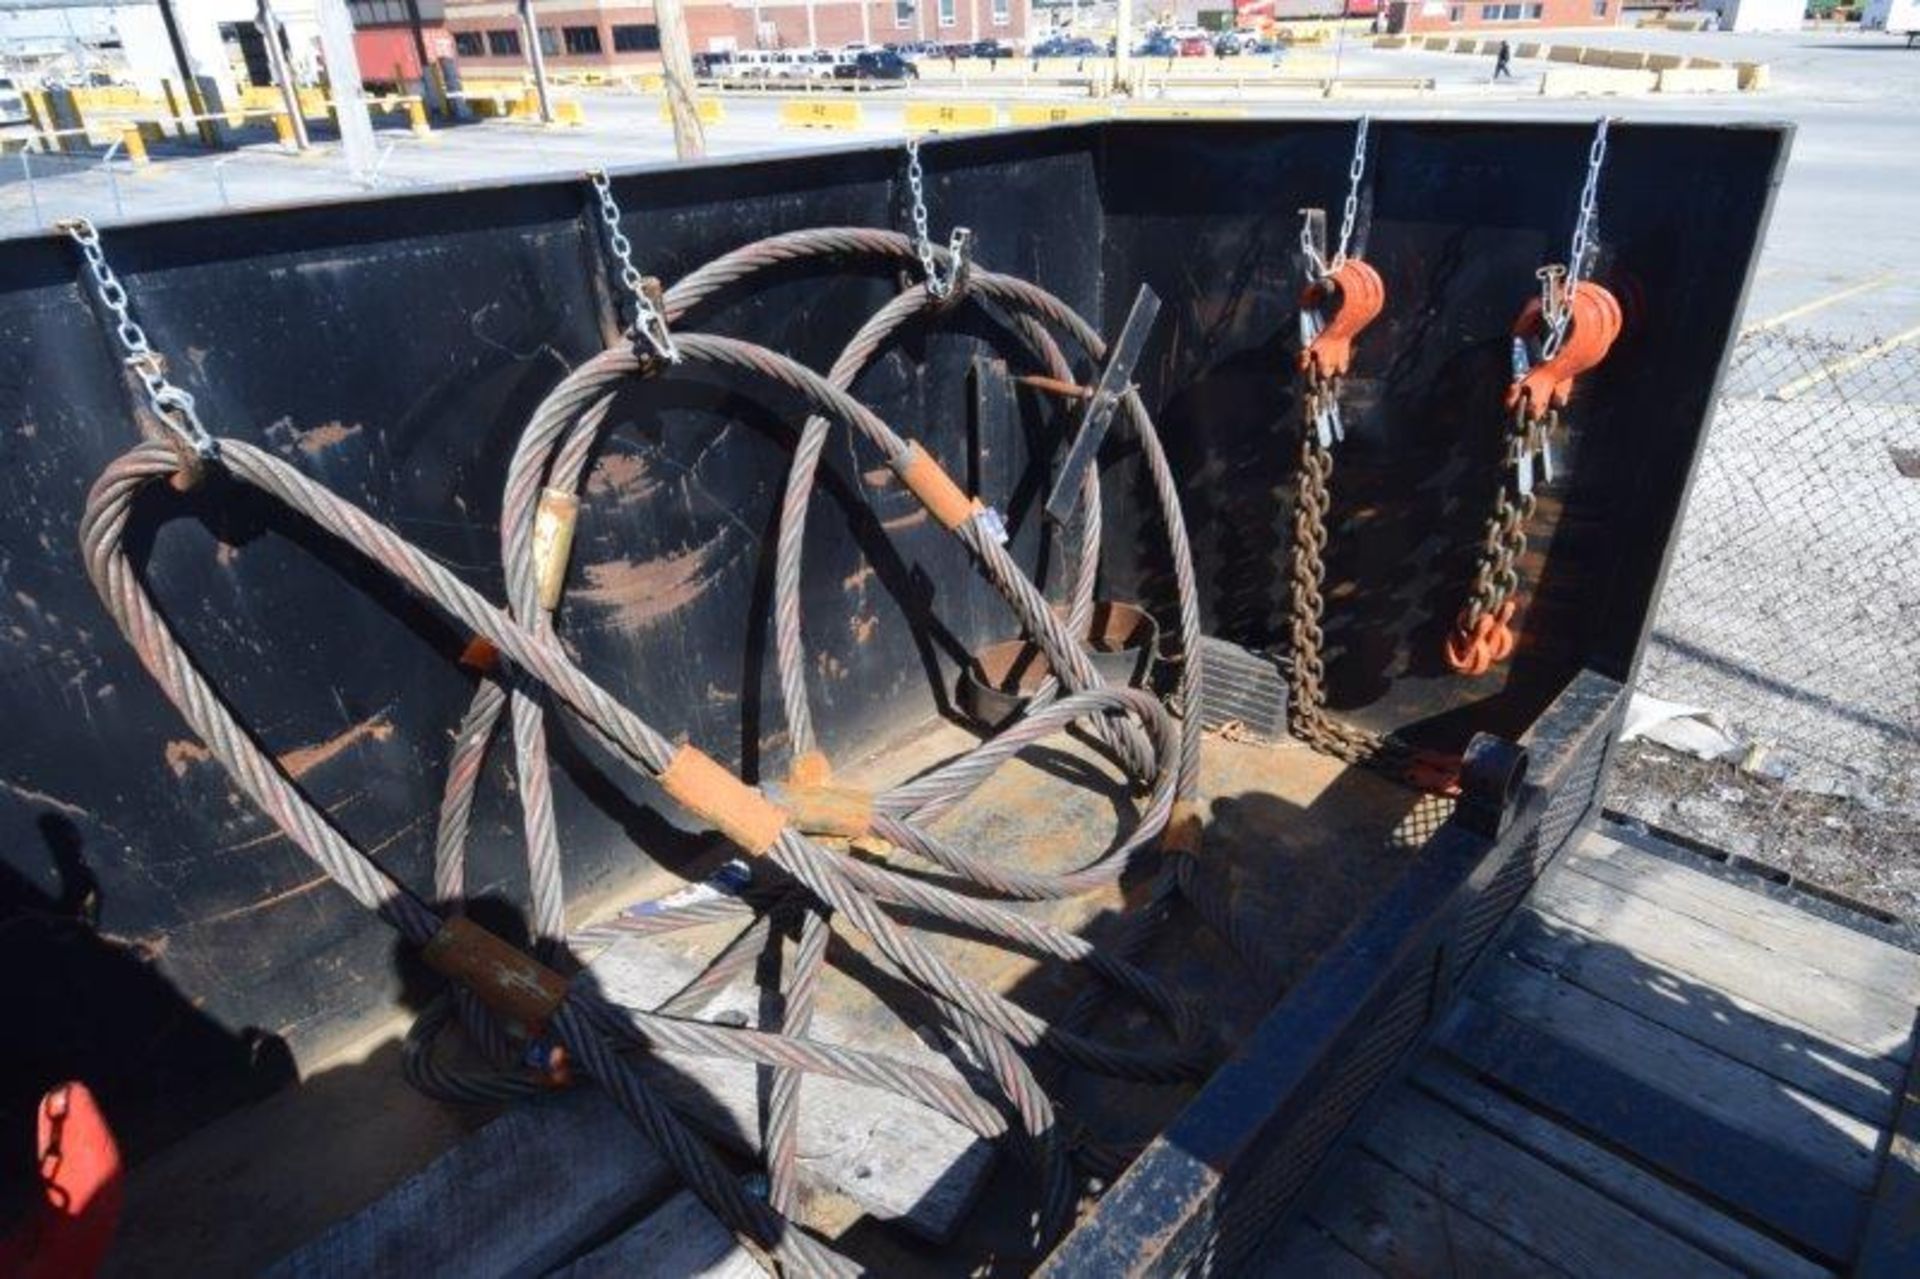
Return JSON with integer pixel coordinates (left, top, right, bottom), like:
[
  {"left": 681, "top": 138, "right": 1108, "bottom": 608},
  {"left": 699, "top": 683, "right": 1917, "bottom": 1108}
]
[
  {"left": 1448, "top": 6, "right": 1463, "bottom": 21},
  {"left": 896, "top": 0, "right": 913, "bottom": 26},
  {"left": 538, "top": 28, "right": 559, "bottom": 55},
  {"left": 938, "top": 0, "right": 956, "bottom": 25},
  {"left": 992, "top": 0, "right": 1009, "bottom": 24},
  {"left": 1527, "top": 2, "right": 1543, "bottom": 14},
  {"left": 485, "top": 28, "right": 520, "bottom": 55},
  {"left": 1502, "top": 3, "right": 1521, "bottom": 16},
  {"left": 1591, "top": 0, "right": 1608, "bottom": 13},
  {"left": 562, "top": 25, "right": 602, "bottom": 54},
  {"left": 1480, "top": 3, "right": 1499, "bottom": 16},
  {"left": 454, "top": 31, "right": 485, "bottom": 56},
  {"left": 611, "top": 23, "right": 659, "bottom": 51}
]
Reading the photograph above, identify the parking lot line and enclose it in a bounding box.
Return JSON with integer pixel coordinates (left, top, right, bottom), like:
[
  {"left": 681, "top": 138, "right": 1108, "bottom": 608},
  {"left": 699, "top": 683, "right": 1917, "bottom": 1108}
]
[
  {"left": 1771, "top": 321, "right": 1920, "bottom": 402},
  {"left": 1741, "top": 271, "right": 1898, "bottom": 336}
]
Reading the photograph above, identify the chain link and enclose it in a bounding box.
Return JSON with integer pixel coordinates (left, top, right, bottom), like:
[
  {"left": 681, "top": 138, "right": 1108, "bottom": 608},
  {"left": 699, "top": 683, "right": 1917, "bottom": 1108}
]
[
  {"left": 1541, "top": 117, "right": 1609, "bottom": 360},
  {"left": 905, "top": 137, "right": 971, "bottom": 301},
  {"left": 587, "top": 169, "right": 680, "bottom": 363},
  {"left": 58, "top": 217, "right": 220, "bottom": 461},
  {"left": 1299, "top": 116, "right": 1369, "bottom": 280}
]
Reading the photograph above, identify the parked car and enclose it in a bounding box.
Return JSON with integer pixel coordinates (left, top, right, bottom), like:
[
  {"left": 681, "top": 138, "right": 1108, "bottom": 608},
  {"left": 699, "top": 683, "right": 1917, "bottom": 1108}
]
[
  {"left": 1177, "top": 35, "right": 1212, "bottom": 56},
  {"left": 894, "top": 41, "right": 942, "bottom": 61},
  {"left": 1136, "top": 34, "right": 1178, "bottom": 57},
  {"left": 833, "top": 49, "right": 920, "bottom": 80},
  {"left": 970, "top": 39, "right": 1015, "bottom": 59},
  {"left": 0, "top": 76, "right": 27, "bottom": 128}
]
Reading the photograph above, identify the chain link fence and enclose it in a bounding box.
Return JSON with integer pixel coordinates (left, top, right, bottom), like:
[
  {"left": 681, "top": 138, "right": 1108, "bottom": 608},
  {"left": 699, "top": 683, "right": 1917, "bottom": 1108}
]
[{"left": 1608, "top": 327, "right": 1920, "bottom": 914}]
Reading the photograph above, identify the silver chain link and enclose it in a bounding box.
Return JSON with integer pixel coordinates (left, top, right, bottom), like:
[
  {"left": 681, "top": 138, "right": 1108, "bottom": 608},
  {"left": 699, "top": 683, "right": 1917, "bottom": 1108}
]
[
  {"left": 1541, "top": 117, "right": 1610, "bottom": 359},
  {"left": 905, "top": 137, "right": 970, "bottom": 301},
  {"left": 1300, "top": 115, "right": 1370, "bottom": 280},
  {"left": 587, "top": 169, "right": 680, "bottom": 363},
  {"left": 58, "top": 217, "right": 219, "bottom": 461}
]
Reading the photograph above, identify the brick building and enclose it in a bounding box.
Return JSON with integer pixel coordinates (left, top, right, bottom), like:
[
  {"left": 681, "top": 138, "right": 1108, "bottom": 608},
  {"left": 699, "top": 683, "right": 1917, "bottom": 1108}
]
[
  {"left": 443, "top": 0, "right": 1032, "bottom": 71},
  {"left": 1385, "top": 0, "right": 1620, "bottom": 32}
]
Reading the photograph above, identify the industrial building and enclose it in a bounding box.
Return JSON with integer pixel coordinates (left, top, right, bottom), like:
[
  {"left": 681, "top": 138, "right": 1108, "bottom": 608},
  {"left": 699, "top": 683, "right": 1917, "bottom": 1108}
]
[
  {"left": 442, "top": 0, "right": 1035, "bottom": 72},
  {"left": 1384, "top": 0, "right": 1621, "bottom": 33}
]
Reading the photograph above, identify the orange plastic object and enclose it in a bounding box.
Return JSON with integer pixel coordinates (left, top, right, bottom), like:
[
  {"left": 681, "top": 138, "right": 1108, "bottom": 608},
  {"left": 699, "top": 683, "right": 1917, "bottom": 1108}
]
[
  {"left": 0, "top": 1083, "right": 123, "bottom": 1279},
  {"left": 658, "top": 744, "right": 789, "bottom": 857},
  {"left": 1444, "top": 600, "right": 1517, "bottom": 677},
  {"left": 893, "top": 441, "right": 986, "bottom": 532},
  {"left": 420, "top": 916, "right": 570, "bottom": 1028},
  {"left": 1298, "top": 258, "right": 1387, "bottom": 382},
  {"left": 1506, "top": 281, "right": 1623, "bottom": 416}
]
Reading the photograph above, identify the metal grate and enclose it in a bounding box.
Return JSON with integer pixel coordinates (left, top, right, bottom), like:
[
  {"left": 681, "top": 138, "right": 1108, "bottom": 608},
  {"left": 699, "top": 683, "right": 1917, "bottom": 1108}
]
[{"left": 1194, "top": 636, "right": 1290, "bottom": 744}]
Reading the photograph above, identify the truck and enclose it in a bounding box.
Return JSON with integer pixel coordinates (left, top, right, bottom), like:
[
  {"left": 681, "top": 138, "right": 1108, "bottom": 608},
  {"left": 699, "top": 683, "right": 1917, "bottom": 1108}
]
[{"left": 1863, "top": 0, "right": 1920, "bottom": 41}]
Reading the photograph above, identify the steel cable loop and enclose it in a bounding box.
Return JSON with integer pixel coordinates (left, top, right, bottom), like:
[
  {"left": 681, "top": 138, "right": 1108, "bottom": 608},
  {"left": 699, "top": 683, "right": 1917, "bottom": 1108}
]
[{"left": 88, "top": 439, "right": 1145, "bottom": 1273}]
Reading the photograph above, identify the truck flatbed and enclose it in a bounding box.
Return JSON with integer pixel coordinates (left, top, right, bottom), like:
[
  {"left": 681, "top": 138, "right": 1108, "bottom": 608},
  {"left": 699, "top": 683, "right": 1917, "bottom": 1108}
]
[{"left": 1267, "top": 821, "right": 1920, "bottom": 1278}]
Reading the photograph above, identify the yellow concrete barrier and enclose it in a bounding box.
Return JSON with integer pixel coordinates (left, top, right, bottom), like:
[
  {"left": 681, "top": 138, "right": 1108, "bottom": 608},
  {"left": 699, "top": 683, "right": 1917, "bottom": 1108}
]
[
  {"left": 904, "top": 101, "right": 999, "bottom": 132},
  {"left": 1645, "top": 52, "right": 1685, "bottom": 71},
  {"left": 660, "top": 97, "right": 726, "bottom": 124},
  {"left": 780, "top": 99, "right": 864, "bottom": 130},
  {"left": 1325, "top": 76, "right": 1430, "bottom": 97},
  {"left": 1007, "top": 103, "right": 1110, "bottom": 125},
  {"left": 1375, "top": 35, "right": 1408, "bottom": 48},
  {"left": 137, "top": 119, "right": 166, "bottom": 144},
  {"left": 1601, "top": 49, "right": 1650, "bottom": 70},
  {"left": 1121, "top": 104, "right": 1250, "bottom": 119},
  {"left": 1423, "top": 36, "right": 1451, "bottom": 50},
  {"left": 514, "top": 87, "right": 541, "bottom": 119},
  {"left": 1684, "top": 57, "right": 1723, "bottom": 68},
  {"left": 1548, "top": 45, "right": 1587, "bottom": 64},
  {"left": 1737, "top": 62, "right": 1769, "bottom": 90},
  {"left": 119, "top": 126, "right": 149, "bottom": 166},
  {"left": 1656, "top": 66, "right": 1739, "bottom": 93},
  {"left": 552, "top": 99, "right": 584, "bottom": 126},
  {"left": 406, "top": 98, "right": 432, "bottom": 134},
  {"left": 272, "top": 112, "right": 297, "bottom": 146},
  {"left": 1540, "top": 67, "right": 1657, "bottom": 96},
  {"left": 1516, "top": 41, "right": 1542, "bottom": 58}
]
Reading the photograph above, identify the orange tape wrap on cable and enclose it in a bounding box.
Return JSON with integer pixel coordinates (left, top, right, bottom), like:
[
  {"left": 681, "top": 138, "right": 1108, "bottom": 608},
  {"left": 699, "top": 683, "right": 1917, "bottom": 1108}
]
[
  {"left": 659, "top": 744, "right": 790, "bottom": 857},
  {"left": 893, "top": 441, "right": 985, "bottom": 532}
]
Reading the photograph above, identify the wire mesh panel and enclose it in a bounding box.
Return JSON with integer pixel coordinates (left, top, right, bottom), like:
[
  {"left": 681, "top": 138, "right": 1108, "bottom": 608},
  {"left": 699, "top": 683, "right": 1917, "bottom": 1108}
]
[{"left": 1611, "top": 329, "right": 1920, "bottom": 911}]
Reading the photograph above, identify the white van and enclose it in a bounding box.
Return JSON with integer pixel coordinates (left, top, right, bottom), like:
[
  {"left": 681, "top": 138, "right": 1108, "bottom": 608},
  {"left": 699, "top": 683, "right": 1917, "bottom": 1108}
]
[{"left": 0, "top": 76, "right": 28, "bottom": 128}]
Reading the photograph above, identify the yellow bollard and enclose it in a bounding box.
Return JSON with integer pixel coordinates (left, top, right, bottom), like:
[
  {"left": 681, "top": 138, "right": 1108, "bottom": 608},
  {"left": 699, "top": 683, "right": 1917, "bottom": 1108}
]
[
  {"left": 517, "top": 87, "right": 540, "bottom": 119},
  {"left": 406, "top": 98, "right": 431, "bottom": 135},
  {"left": 273, "top": 112, "right": 296, "bottom": 147},
  {"left": 120, "top": 126, "right": 149, "bottom": 166},
  {"left": 553, "top": 99, "right": 584, "bottom": 126}
]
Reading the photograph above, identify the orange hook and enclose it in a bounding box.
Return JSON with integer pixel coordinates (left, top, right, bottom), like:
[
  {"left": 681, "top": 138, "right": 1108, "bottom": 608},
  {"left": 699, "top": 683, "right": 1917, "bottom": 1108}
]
[
  {"left": 1444, "top": 600, "right": 1516, "bottom": 677},
  {"left": 1506, "top": 281, "right": 1622, "bottom": 417},
  {"left": 1298, "top": 258, "right": 1386, "bottom": 382}
]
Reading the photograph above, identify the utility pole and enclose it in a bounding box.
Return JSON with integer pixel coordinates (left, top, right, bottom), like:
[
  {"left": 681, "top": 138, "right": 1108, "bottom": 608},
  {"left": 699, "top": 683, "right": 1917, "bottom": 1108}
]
[
  {"left": 518, "top": 0, "right": 555, "bottom": 124},
  {"left": 654, "top": 0, "right": 707, "bottom": 159},
  {"left": 153, "top": 0, "right": 208, "bottom": 120},
  {"left": 313, "top": 0, "right": 376, "bottom": 177},
  {"left": 257, "top": 0, "right": 309, "bottom": 150}
]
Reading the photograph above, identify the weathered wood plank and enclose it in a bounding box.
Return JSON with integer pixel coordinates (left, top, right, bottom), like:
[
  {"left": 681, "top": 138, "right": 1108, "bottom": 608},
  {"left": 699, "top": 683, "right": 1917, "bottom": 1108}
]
[
  {"left": 588, "top": 932, "right": 993, "bottom": 1241},
  {"left": 1505, "top": 907, "right": 1902, "bottom": 1124},
  {"left": 267, "top": 1090, "right": 673, "bottom": 1278},
  {"left": 554, "top": 1190, "right": 761, "bottom": 1278},
  {"left": 1413, "top": 1059, "right": 1834, "bottom": 1279},
  {"left": 1474, "top": 955, "right": 1881, "bottom": 1189},
  {"left": 1856, "top": 1013, "right": 1920, "bottom": 1279},
  {"left": 1255, "top": 1222, "right": 1388, "bottom": 1278},
  {"left": 1307, "top": 1144, "right": 1567, "bottom": 1278},
  {"left": 1360, "top": 1086, "right": 1742, "bottom": 1279},
  {"left": 1437, "top": 997, "right": 1869, "bottom": 1265},
  {"left": 1570, "top": 834, "right": 1920, "bottom": 999},
  {"left": 1532, "top": 865, "right": 1916, "bottom": 1061}
]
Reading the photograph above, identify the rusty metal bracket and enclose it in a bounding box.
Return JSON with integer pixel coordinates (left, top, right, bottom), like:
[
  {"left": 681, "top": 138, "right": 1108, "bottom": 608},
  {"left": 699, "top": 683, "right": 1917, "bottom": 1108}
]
[{"left": 1044, "top": 285, "right": 1161, "bottom": 525}]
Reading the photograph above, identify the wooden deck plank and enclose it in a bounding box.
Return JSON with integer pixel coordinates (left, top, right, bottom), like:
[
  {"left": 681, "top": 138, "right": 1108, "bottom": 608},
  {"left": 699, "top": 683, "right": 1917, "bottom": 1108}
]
[
  {"left": 266, "top": 1090, "right": 673, "bottom": 1278},
  {"left": 1473, "top": 955, "right": 1882, "bottom": 1189},
  {"left": 1254, "top": 1222, "right": 1388, "bottom": 1278},
  {"left": 1412, "top": 1059, "right": 1834, "bottom": 1279},
  {"left": 554, "top": 1190, "right": 760, "bottom": 1278},
  {"left": 1570, "top": 834, "right": 1920, "bottom": 1000},
  {"left": 1307, "top": 1145, "right": 1569, "bottom": 1278},
  {"left": 1359, "top": 1087, "right": 1744, "bottom": 1279},
  {"left": 1503, "top": 908, "right": 1903, "bottom": 1124},
  {"left": 1437, "top": 997, "right": 1869, "bottom": 1265},
  {"left": 1532, "top": 866, "right": 1916, "bottom": 1062},
  {"left": 1855, "top": 1017, "right": 1920, "bottom": 1279}
]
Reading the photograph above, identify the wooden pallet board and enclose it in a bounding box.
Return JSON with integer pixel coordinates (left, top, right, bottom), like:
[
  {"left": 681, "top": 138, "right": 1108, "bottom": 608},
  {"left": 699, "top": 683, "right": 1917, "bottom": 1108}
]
[{"left": 1270, "top": 822, "right": 1920, "bottom": 1277}]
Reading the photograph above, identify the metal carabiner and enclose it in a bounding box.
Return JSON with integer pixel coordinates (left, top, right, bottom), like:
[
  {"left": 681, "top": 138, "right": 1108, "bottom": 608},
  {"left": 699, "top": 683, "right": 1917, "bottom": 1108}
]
[
  {"left": 1298, "top": 257, "right": 1386, "bottom": 383},
  {"left": 1506, "top": 280, "right": 1622, "bottom": 418}
]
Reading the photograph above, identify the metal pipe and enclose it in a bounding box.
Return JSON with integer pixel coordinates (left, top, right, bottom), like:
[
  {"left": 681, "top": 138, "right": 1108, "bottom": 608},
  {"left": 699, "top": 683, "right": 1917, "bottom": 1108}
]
[
  {"left": 257, "top": 0, "right": 309, "bottom": 152},
  {"left": 517, "top": 0, "right": 554, "bottom": 125}
]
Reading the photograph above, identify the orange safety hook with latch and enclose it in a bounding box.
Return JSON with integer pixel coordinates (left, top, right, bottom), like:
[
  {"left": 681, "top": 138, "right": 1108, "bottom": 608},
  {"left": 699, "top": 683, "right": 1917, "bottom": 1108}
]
[
  {"left": 1506, "top": 280, "right": 1623, "bottom": 418},
  {"left": 1299, "top": 257, "right": 1387, "bottom": 383},
  {"left": 1444, "top": 598, "right": 1517, "bottom": 677}
]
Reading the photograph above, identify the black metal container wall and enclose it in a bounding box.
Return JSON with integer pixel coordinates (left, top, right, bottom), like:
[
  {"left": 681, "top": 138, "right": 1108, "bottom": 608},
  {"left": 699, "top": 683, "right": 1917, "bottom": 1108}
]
[{"left": 0, "top": 121, "right": 1785, "bottom": 1164}]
